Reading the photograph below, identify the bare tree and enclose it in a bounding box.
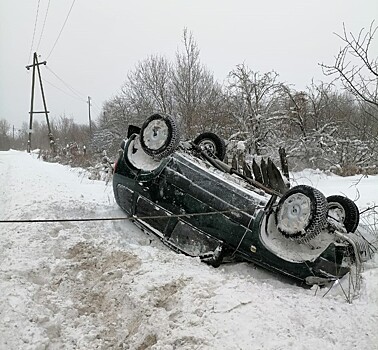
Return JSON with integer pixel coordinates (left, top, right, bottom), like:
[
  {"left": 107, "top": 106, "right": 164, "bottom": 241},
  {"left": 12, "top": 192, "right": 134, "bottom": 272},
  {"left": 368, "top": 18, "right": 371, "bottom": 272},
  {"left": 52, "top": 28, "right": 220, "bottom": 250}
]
[
  {"left": 275, "top": 82, "right": 378, "bottom": 171},
  {"left": 52, "top": 115, "right": 91, "bottom": 147},
  {"left": 172, "top": 28, "right": 219, "bottom": 136},
  {"left": 0, "top": 119, "right": 11, "bottom": 150},
  {"left": 0, "top": 119, "right": 10, "bottom": 135},
  {"left": 280, "top": 87, "right": 310, "bottom": 137},
  {"left": 321, "top": 22, "right": 378, "bottom": 111},
  {"left": 94, "top": 55, "right": 175, "bottom": 155},
  {"left": 93, "top": 95, "right": 134, "bottom": 155},
  {"left": 226, "top": 64, "right": 282, "bottom": 154},
  {"left": 124, "top": 55, "right": 173, "bottom": 116},
  {"left": 99, "top": 96, "right": 133, "bottom": 134},
  {"left": 91, "top": 26, "right": 378, "bottom": 173}
]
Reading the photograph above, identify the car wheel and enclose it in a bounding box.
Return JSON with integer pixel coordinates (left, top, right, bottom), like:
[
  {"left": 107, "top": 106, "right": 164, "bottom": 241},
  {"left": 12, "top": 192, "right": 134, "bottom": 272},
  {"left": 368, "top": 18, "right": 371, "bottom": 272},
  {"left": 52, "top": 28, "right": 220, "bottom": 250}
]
[
  {"left": 193, "top": 132, "right": 226, "bottom": 160},
  {"left": 327, "top": 195, "right": 359, "bottom": 233},
  {"left": 275, "top": 185, "right": 328, "bottom": 242},
  {"left": 140, "top": 113, "right": 180, "bottom": 159}
]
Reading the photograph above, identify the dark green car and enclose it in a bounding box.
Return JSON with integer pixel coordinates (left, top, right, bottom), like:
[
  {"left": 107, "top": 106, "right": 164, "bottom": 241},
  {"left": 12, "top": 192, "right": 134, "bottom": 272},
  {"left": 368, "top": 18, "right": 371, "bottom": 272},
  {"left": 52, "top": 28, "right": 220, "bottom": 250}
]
[{"left": 113, "top": 113, "right": 371, "bottom": 287}]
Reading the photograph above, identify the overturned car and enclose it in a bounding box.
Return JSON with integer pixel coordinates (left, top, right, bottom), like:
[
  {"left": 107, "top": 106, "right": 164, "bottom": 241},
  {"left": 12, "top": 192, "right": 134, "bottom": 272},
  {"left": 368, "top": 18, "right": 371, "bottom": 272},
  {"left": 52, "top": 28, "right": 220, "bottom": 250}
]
[{"left": 113, "top": 113, "right": 373, "bottom": 288}]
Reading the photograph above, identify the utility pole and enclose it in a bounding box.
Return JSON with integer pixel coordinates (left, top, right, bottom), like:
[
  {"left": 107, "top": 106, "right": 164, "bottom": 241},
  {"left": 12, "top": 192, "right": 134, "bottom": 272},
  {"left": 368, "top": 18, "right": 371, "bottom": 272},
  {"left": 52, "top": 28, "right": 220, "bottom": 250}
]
[
  {"left": 87, "top": 96, "right": 92, "bottom": 136},
  {"left": 25, "top": 52, "right": 56, "bottom": 153}
]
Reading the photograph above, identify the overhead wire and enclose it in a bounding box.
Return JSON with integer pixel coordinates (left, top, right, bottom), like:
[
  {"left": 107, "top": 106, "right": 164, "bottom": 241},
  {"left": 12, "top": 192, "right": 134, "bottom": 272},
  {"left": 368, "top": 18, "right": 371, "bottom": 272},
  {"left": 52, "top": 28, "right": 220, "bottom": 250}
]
[
  {"left": 31, "top": 0, "right": 103, "bottom": 116},
  {"left": 92, "top": 100, "right": 104, "bottom": 112},
  {"left": 26, "top": 0, "right": 103, "bottom": 121},
  {"left": 27, "top": 0, "right": 41, "bottom": 64},
  {"left": 45, "top": 66, "right": 86, "bottom": 101},
  {"left": 90, "top": 99, "right": 101, "bottom": 109},
  {"left": 90, "top": 101, "right": 103, "bottom": 115},
  {"left": 46, "top": 0, "right": 76, "bottom": 59},
  {"left": 36, "top": 0, "right": 51, "bottom": 52},
  {"left": 43, "top": 78, "right": 87, "bottom": 103},
  {"left": 44, "top": 67, "right": 103, "bottom": 116},
  {"left": 46, "top": 66, "right": 104, "bottom": 114},
  {"left": 0, "top": 208, "right": 258, "bottom": 224}
]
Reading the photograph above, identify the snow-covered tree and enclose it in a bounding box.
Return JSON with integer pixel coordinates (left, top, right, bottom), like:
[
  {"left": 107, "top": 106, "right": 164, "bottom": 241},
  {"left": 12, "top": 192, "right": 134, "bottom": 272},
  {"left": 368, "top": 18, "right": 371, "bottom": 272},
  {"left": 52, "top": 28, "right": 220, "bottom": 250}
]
[{"left": 226, "top": 64, "right": 282, "bottom": 154}]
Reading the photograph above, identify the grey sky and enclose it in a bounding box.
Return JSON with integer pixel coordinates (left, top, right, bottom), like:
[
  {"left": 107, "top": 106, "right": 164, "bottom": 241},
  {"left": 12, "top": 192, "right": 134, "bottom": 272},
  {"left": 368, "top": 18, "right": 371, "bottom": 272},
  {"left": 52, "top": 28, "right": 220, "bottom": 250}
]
[{"left": 1, "top": 0, "right": 377, "bottom": 129}]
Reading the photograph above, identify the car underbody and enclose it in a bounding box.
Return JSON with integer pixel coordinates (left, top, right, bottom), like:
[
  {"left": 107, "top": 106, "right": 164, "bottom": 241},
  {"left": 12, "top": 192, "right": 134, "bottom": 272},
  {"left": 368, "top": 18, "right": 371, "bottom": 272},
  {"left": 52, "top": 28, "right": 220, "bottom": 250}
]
[{"left": 113, "top": 113, "right": 375, "bottom": 290}]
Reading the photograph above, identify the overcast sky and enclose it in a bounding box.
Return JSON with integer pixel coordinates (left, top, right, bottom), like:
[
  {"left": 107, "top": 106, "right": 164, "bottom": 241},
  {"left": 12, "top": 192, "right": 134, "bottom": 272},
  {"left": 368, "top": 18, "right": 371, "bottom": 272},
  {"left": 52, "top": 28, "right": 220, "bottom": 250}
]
[{"left": 1, "top": 0, "right": 377, "bottom": 130}]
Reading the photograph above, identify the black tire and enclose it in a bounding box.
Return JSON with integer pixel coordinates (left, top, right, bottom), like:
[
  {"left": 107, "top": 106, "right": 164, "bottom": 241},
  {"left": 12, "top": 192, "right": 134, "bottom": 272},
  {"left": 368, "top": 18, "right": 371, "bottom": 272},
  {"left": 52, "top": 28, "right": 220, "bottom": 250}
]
[
  {"left": 275, "top": 185, "right": 328, "bottom": 242},
  {"left": 140, "top": 113, "right": 180, "bottom": 159},
  {"left": 327, "top": 195, "right": 359, "bottom": 233},
  {"left": 193, "top": 132, "right": 226, "bottom": 161}
]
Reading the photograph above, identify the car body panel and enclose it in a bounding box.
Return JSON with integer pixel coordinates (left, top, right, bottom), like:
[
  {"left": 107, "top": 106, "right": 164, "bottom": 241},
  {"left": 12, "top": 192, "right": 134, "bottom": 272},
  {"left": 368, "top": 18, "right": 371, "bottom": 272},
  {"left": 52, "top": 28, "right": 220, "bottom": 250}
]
[{"left": 113, "top": 134, "right": 356, "bottom": 284}]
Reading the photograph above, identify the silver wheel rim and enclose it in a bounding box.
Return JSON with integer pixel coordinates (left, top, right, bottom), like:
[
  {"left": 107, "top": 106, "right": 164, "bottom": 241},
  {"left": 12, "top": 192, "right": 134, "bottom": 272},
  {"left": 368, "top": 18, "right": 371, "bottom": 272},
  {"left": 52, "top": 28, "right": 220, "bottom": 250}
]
[
  {"left": 328, "top": 202, "right": 346, "bottom": 222},
  {"left": 277, "top": 193, "right": 311, "bottom": 235},
  {"left": 142, "top": 119, "right": 169, "bottom": 150},
  {"left": 199, "top": 139, "right": 216, "bottom": 154}
]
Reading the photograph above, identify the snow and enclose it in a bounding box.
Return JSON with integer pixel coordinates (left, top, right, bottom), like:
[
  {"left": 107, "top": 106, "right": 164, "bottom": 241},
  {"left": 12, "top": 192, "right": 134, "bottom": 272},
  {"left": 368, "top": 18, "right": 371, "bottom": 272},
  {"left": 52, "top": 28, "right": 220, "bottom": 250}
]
[
  {"left": 260, "top": 215, "right": 336, "bottom": 263},
  {"left": 127, "top": 135, "right": 163, "bottom": 171},
  {"left": 236, "top": 141, "right": 246, "bottom": 152},
  {"left": 1, "top": 150, "right": 378, "bottom": 350},
  {"left": 291, "top": 169, "right": 378, "bottom": 209}
]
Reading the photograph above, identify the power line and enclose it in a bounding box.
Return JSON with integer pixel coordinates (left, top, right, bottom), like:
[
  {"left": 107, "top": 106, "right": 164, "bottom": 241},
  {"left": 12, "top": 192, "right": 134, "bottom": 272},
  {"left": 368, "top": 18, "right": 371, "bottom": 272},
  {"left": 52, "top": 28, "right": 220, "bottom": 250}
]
[
  {"left": 0, "top": 208, "right": 256, "bottom": 224},
  {"left": 36, "top": 0, "right": 51, "bottom": 52},
  {"left": 45, "top": 66, "right": 86, "bottom": 101},
  {"left": 45, "top": 66, "right": 103, "bottom": 115},
  {"left": 46, "top": 0, "right": 76, "bottom": 59},
  {"left": 91, "top": 100, "right": 103, "bottom": 112},
  {"left": 43, "top": 78, "right": 86, "bottom": 103},
  {"left": 90, "top": 101, "right": 103, "bottom": 115},
  {"left": 27, "top": 0, "right": 41, "bottom": 64},
  {"left": 91, "top": 105, "right": 102, "bottom": 115}
]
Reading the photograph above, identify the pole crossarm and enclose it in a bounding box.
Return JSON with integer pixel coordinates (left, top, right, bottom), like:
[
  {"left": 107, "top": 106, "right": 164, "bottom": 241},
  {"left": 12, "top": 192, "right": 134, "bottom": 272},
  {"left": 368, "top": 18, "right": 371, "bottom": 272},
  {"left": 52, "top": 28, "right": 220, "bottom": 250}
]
[{"left": 25, "top": 61, "right": 47, "bottom": 70}]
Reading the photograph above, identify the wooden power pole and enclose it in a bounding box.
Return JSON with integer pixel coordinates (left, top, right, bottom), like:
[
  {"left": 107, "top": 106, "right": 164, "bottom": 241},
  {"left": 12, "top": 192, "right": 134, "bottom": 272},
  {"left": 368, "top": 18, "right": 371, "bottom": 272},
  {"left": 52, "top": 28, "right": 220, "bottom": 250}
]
[
  {"left": 25, "top": 52, "right": 56, "bottom": 153},
  {"left": 87, "top": 96, "right": 92, "bottom": 136}
]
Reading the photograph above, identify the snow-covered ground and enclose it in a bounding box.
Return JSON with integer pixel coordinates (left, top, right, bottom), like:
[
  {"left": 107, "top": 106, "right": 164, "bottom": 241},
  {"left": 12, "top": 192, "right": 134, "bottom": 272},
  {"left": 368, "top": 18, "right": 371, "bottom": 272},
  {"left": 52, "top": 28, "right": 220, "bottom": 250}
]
[{"left": 0, "top": 150, "right": 377, "bottom": 350}]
